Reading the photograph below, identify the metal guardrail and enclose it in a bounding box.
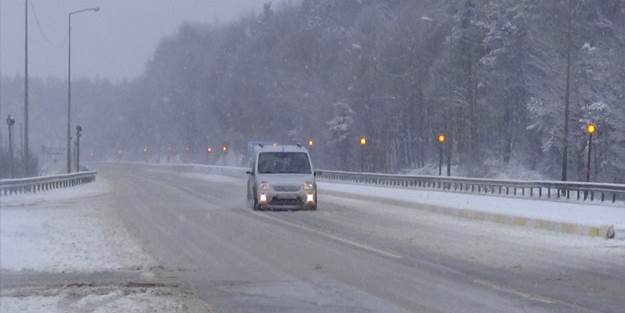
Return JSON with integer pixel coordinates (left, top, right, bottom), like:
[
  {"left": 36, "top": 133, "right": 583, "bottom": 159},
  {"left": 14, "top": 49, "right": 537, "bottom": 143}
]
[
  {"left": 89, "top": 162, "right": 625, "bottom": 205},
  {"left": 316, "top": 170, "right": 625, "bottom": 204},
  {"left": 0, "top": 171, "right": 97, "bottom": 196}
]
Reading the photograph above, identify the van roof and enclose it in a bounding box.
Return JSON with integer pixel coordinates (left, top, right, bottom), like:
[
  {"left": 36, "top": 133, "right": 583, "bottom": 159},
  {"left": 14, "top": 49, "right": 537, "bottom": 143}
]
[{"left": 256, "top": 144, "right": 309, "bottom": 153}]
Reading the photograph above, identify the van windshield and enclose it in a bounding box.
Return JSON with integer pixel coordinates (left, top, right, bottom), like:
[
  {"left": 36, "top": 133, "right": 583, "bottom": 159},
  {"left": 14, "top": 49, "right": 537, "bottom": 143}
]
[{"left": 258, "top": 152, "right": 311, "bottom": 174}]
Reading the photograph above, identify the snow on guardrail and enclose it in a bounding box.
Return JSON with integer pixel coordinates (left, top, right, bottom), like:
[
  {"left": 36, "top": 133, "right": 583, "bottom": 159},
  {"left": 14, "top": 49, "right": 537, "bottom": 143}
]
[
  {"left": 0, "top": 171, "right": 97, "bottom": 196},
  {"left": 315, "top": 170, "right": 625, "bottom": 205}
]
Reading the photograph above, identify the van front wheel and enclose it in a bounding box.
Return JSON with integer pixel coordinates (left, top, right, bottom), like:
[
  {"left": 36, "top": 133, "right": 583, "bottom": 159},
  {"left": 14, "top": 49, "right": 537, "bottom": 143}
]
[{"left": 252, "top": 197, "right": 261, "bottom": 211}]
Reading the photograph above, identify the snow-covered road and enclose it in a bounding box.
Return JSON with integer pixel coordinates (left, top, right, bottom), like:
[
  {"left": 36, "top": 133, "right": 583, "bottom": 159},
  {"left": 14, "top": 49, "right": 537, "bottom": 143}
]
[
  {"left": 93, "top": 163, "right": 625, "bottom": 313},
  {"left": 3, "top": 163, "right": 625, "bottom": 313}
]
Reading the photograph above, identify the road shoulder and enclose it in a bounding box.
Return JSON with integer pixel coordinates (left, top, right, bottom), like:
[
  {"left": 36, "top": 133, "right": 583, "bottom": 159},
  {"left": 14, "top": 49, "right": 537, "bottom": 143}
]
[{"left": 0, "top": 178, "right": 213, "bottom": 313}]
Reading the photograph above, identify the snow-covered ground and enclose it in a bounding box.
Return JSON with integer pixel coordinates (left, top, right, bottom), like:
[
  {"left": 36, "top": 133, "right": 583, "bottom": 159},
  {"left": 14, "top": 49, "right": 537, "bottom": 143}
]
[
  {"left": 180, "top": 171, "right": 243, "bottom": 184},
  {"left": 1, "top": 285, "right": 211, "bottom": 313},
  {"left": 402, "top": 159, "right": 548, "bottom": 181},
  {"left": 0, "top": 178, "right": 149, "bottom": 271},
  {"left": 0, "top": 178, "right": 213, "bottom": 313},
  {"left": 1, "top": 178, "right": 110, "bottom": 208},
  {"left": 318, "top": 181, "right": 625, "bottom": 233}
]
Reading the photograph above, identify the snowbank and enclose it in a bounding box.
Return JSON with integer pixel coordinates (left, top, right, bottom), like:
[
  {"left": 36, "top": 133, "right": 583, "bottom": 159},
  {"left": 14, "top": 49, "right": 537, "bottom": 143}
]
[
  {"left": 318, "top": 181, "right": 625, "bottom": 233},
  {"left": 0, "top": 177, "right": 212, "bottom": 313},
  {"left": 1, "top": 286, "right": 211, "bottom": 313},
  {"left": 0, "top": 178, "right": 151, "bottom": 272}
]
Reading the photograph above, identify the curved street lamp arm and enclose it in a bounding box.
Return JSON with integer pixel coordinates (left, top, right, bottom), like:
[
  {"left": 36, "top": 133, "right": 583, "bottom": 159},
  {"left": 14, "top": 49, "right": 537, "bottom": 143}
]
[{"left": 69, "top": 7, "right": 100, "bottom": 16}]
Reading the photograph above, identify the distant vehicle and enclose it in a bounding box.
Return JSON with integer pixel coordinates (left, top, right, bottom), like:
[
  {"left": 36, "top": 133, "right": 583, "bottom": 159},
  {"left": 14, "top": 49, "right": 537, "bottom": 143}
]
[{"left": 246, "top": 145, "right": 317, "bottom": 210}]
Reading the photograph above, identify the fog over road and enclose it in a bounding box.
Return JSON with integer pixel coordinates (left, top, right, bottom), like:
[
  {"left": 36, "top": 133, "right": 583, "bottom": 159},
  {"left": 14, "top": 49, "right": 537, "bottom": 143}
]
[{"left": 98, "top": 163, "right": 625, "bottom": 313}]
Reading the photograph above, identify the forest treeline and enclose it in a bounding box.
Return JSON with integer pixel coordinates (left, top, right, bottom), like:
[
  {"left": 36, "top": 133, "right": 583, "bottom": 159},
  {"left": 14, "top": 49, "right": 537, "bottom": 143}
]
[{"left": 2, "top": 0, "right": 624, "bottom": 182}]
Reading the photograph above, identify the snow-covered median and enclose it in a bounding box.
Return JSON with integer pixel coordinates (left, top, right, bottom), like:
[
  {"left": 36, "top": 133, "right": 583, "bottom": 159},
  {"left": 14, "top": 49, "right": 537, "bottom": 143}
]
[
  {"left": 1, "top": 179, "right": 109, "bottom": 208},
  {"left": 318, "top": 181, "right": 625, "bottom": 238}
]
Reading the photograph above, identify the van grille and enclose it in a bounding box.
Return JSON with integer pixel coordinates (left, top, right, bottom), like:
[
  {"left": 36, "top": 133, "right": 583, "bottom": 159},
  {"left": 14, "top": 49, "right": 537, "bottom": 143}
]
[
  {"left": 270, "top": 197, "right": 303, "bottom": 205},
  {"left": 273, "top": 185, "right": 301, "bottom": 192}
]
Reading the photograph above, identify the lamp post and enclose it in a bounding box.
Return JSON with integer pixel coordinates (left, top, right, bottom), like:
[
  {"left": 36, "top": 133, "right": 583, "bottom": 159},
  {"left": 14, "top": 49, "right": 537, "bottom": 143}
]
[
  {"left": 75, "top": 125, "right": 82, "bottom": 172},
  {"left": 307, "top": 138, "right": 315, "bottom": 158},
  {"left": 422, "top": 16, "right": 454, "bottom": 177},
  {"left": 6, "top": 115, "right": 15, "bottom": 178},
  {"left": 24, "top": 0, "right": 30, "bottom": 176},
  {"left": 359, "top": 136, "right": 368, "bottom": 172},
  {"left": 207, "top": 146, "right": 213, "bottom": 164},
  {"left": 585, "top": 123, "right": 596, "bottom": 182},
  {"left": 143, "top": 145, "right": 149, "bottom": 162},
  {"left": 67, "top": 7, "right": 100, "bottom": 173},
  {"left": 437, "top": 133, "right": 446, "bottom": 176}
]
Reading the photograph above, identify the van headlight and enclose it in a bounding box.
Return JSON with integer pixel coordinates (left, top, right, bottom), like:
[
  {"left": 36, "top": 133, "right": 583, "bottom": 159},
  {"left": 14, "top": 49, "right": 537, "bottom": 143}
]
[{"left": 303, "top": 182, "right": 315, "bottom": 191}]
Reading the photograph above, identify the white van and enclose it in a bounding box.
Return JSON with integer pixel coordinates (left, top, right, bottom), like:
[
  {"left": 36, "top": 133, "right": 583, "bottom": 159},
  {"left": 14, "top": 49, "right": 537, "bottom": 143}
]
[{"left": 246, "top": 145, "right": 317, "bottom": 210}]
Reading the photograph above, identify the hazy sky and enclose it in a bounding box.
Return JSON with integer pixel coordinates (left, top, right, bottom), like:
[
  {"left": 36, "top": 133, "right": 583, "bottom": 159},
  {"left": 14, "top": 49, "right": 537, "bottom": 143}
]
[{"left": 0, "top": 0, "right": 267, "bottom": 81}]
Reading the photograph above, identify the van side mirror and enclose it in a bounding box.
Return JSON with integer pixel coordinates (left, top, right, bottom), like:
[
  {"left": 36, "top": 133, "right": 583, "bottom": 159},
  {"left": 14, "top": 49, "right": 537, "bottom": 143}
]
[
  {"left": 314, "top": 170, "right": 321, "bottom": 177},
  {"left": 246, "top": 170, "right": 254, "bottom": 176}
]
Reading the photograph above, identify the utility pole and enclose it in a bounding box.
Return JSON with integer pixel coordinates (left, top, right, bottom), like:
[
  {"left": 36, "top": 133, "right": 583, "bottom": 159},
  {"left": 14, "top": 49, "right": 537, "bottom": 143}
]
[
  {"left": 24, "top": 0, "right": 30, "bottom": 175},
  {"left": 561, "top": 0, "right": 573, "bottom": 181},
  {"left": 0, "top": 0, "right": 3, "bottom": 151},
  {"left": 447, "top": 24, "right": 453, "bottom": 177}
]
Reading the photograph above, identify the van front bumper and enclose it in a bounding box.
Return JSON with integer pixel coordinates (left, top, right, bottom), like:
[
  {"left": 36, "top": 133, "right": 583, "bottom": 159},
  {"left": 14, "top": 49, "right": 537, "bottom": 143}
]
[{"left": 258, "top": 191, "right": 316, "bottom": 209}]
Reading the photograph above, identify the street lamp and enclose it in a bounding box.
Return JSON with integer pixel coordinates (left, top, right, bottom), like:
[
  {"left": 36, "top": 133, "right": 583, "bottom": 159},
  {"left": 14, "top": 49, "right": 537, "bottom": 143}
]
[
  {"left": 437, "top": 133, "right": 446, "bottom": 176},
  {"left": 67, "top": 7, "right": 100, "bottom": 173},
  {"left": 222, "top": 144, "right": 229, "bottom": 153},
  {"left": 585, "top": 123, "right": 597, "bottom": 182},
  {"left": 307, "top": 138, "right": 315, "bottom": 149},
  {"left": 143, "top": 145, "right": 149, "bottom": 162},
  {"left": 359, "top": 136, "right": 368, "bottom": 146},
  {"left": 24, "top": 0, "right": 30, "bottom": 176},
  {"left": 422, "top": 15, "right": 454, "bottom": 177},
  {"left": 6, "top": 115, "right": 16, "bottom": 178},
  {"left": 206, "top": 146, "right": 214, "bottom": 164},
  {"left": 75, "top": 125, "right": 82, "bottom": 172},
  {"left": 359, "top": 136, "right": 368, "bottom": 172}
]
